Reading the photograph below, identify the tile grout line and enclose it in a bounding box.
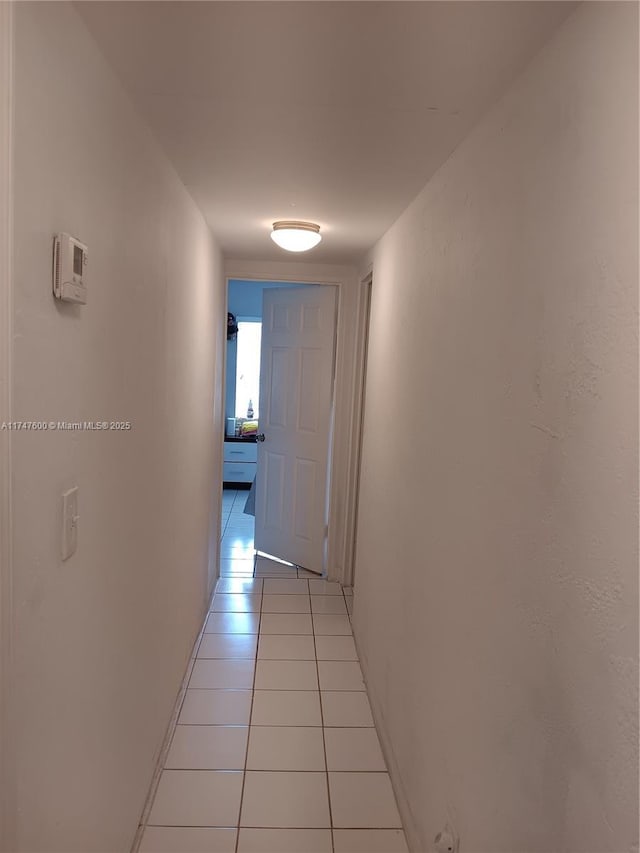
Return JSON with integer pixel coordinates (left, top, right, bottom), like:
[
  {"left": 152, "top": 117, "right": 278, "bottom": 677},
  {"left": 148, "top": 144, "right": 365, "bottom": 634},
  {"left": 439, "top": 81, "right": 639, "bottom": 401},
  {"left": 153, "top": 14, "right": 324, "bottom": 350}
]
[
  {"left": 312, "top": 583, "right": 335, "bottom": 853},
  {"left": 232, "top": 545, "right": 260, "bottom": 853},
  {"left": 161, "top": 767, "right": 391, "bottom": 774},
  {"left": 220, "top": 487, "right": 240, "bottom": 540}
]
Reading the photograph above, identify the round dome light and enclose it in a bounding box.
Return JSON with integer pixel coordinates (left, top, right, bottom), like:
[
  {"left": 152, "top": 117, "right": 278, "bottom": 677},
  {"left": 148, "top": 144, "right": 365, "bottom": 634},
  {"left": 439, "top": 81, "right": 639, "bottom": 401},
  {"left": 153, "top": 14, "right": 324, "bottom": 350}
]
[{"left": 270, "top": 221, "right": 322, "bottom": 252}]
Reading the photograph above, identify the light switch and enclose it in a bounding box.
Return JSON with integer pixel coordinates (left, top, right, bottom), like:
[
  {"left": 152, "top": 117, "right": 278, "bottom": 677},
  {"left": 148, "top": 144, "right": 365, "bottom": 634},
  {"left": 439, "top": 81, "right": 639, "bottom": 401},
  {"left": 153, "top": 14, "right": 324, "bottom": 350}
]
[{"left": 61, "top": 487, "right": 79, "bottom": 560}]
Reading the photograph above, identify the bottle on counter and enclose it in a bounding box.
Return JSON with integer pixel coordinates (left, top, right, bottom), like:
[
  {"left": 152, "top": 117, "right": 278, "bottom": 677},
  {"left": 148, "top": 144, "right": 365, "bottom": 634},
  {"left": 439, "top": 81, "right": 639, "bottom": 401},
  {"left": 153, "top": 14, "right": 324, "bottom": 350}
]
[{"left": 247, "top": 399, "right": 254, "bottom": 419}]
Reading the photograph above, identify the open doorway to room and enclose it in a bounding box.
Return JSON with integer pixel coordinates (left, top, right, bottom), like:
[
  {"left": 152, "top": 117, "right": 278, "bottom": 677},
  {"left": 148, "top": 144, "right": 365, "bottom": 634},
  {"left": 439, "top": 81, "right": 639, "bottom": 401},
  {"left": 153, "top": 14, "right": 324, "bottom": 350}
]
[{"left": 220, "top": 278, "right": 338, "bottom": 582}]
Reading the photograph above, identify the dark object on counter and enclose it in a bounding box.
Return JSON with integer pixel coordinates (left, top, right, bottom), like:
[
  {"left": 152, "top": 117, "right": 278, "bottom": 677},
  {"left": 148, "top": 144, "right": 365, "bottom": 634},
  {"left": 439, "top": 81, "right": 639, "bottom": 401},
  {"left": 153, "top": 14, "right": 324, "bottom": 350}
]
[{"left": 227, "top": 312, "right": 238, "bottom": 340}]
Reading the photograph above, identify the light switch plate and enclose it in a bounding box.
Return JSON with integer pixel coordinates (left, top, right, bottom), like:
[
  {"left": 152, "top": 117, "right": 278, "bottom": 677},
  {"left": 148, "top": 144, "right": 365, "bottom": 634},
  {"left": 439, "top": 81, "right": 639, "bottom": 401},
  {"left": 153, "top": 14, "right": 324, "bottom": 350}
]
[{"left": 61, "top": 487, "right": 79, "bottom": 560}]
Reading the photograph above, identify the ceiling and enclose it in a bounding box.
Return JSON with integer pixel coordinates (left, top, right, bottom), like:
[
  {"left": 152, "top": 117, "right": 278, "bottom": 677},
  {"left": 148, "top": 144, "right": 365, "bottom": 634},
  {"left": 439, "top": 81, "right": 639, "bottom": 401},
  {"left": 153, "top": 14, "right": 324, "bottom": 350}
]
[{"left": 77, "top": 1, "right": 575, "bottom": 264}]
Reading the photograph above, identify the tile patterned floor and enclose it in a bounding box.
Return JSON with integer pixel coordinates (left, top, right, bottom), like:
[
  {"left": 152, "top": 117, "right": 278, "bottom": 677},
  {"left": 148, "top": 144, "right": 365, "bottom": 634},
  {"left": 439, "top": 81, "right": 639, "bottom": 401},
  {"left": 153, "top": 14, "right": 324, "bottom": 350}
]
[{"left": 137, "top": 490, "right": 408, "bottom": 853}]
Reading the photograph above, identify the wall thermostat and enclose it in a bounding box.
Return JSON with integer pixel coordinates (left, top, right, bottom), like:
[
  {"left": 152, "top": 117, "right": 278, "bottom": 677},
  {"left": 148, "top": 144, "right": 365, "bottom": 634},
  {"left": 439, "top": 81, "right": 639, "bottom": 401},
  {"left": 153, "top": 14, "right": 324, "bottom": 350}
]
[{"left": 53, "top": 233, "right": 88, "bottom": 304}]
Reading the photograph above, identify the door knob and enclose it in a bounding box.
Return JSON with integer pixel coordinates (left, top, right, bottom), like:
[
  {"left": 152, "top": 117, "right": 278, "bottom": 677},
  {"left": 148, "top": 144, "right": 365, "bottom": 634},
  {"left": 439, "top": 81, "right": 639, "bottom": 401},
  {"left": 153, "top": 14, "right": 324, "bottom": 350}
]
[{"left": 256, "top": 433, "right": 266, "bottom": 442}]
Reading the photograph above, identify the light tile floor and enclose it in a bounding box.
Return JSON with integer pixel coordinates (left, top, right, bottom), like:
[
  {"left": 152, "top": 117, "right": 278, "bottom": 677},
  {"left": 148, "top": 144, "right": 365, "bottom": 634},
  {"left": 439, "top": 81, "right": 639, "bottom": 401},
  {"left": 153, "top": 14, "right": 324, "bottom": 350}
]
[{"left": 137, "top": 490, "right": 407, "bottom": 853}]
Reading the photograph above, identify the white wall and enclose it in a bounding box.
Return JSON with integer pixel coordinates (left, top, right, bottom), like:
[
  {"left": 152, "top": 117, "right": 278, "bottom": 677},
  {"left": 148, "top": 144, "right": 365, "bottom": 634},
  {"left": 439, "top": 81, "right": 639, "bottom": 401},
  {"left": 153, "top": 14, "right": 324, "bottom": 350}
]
[
  {"left": 354, "top": 4, "right": 638, "bottom": 852},
  {"left": 10, "top": 3, "right": 225, "bottom": 850}
]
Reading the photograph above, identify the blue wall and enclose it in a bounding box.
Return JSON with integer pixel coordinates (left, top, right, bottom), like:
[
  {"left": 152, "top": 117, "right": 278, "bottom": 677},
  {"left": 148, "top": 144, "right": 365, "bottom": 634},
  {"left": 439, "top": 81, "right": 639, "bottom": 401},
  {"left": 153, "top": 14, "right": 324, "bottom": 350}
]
[{"left": 225, "top": 280, "right": 303, "bottom": 422}]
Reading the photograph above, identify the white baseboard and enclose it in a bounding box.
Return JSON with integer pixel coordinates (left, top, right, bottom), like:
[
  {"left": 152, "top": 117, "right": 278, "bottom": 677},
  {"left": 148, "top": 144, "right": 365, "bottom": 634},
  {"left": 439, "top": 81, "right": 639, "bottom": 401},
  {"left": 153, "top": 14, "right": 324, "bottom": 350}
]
[
  {"left": 354, "top": 636, "right": 424, "bottom": 853},
  {"left": 129, "top": 591, "right": 213, "bottom": 853}
]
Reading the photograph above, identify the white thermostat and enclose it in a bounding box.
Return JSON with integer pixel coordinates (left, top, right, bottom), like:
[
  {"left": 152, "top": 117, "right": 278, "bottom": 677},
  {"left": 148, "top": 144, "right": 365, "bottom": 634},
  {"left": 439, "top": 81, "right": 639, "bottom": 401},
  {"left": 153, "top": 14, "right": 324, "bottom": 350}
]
[{"left": 52, "top": 233, "right": 88, "bottom": 304}]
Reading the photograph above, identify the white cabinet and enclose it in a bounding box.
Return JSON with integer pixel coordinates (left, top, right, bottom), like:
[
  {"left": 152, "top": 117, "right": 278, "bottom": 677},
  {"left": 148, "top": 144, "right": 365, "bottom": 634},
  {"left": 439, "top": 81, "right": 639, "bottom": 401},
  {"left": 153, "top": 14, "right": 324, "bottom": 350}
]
[{"left": 223, "top": 440, "right": 257, "bottom": 484}]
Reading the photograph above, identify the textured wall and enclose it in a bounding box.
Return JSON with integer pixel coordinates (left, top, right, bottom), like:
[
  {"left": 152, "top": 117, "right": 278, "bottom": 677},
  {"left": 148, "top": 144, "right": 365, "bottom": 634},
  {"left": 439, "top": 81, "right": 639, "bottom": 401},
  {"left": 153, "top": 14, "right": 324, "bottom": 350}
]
[
  {"left": 354, "top": 4, "right": 638, "bottom": 851},
  {"left": 11, "top": 3, "right": 225, "bottom": 850}
]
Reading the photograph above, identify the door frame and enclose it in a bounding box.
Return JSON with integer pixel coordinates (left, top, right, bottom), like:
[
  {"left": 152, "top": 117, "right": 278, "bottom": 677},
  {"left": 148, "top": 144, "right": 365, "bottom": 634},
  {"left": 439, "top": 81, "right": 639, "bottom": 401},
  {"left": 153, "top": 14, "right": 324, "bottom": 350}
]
[
  {"left": 0, "top": 3, "right": 15, "bottom": 849},
  {"left": 224, "top": 260, "right": 361, "bottom": 584},
  {"left": 342, "top": 270, "right": 373, "bottom": 589}
]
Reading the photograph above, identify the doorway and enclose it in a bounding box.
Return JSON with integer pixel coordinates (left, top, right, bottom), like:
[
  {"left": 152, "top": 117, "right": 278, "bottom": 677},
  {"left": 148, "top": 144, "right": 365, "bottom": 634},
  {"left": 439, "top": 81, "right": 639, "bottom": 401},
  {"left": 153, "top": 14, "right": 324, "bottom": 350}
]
[
  {"left": 220, "top": 262, "right": 365, "bottom": 588},
  {"left": 220, "top": 278, "right": 337, "bottom": 580}
]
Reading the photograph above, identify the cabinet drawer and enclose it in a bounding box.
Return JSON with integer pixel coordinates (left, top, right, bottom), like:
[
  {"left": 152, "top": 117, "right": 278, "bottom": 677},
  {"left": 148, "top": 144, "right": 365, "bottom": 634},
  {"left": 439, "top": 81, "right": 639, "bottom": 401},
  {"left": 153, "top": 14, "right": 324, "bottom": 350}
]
[
  {"left": 223, "top": 461, "right": 256, "bottom": 483},
  {"left": 223, "top": 441, "right": 258, "bottom": 463}
]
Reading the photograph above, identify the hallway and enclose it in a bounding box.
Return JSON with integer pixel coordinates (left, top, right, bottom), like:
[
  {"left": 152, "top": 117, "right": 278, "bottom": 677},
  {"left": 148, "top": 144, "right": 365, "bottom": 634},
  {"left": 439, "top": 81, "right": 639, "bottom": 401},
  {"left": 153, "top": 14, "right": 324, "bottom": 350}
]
[
  {"left": 1, "top": 2, "right": 637, "bottom": 851},
  {"left": 138, "top": 490, "right": 407, "bottom": 852}
]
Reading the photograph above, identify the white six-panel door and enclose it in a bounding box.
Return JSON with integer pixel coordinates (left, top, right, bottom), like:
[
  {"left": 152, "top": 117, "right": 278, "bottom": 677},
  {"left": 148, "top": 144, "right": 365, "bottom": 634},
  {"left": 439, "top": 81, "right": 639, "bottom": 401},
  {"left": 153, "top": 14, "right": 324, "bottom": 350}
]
[{"left": 254, "top": 286, "right": 337, "bottom": 574}]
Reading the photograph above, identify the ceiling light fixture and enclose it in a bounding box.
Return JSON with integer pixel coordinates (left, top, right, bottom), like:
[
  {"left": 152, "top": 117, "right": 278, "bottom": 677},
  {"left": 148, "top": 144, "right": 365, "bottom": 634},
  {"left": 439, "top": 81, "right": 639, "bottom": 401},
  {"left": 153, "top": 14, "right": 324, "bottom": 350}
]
[{"left": 270, "top": 221, "right": 322, "bottom": 252}]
